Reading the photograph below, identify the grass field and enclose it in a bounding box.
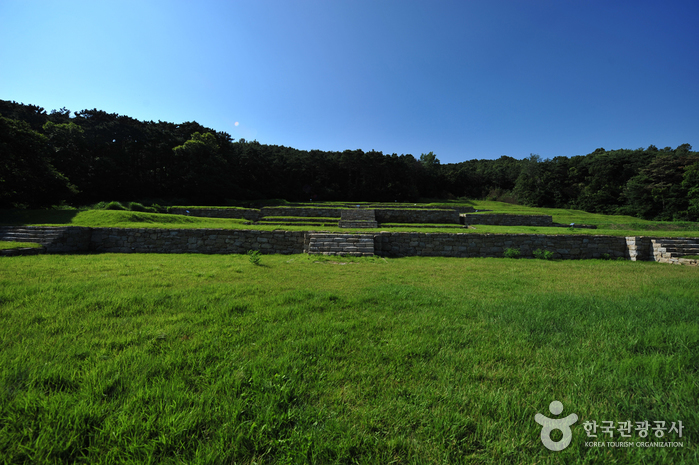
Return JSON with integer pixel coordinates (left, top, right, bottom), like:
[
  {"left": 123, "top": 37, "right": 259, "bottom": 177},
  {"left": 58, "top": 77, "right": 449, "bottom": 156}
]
[
  {"left": 0, "top": 253, "right": 697, "bottom": 464},
  {"left": 2, "top": 203, "right": 699, "bottom": 237}
]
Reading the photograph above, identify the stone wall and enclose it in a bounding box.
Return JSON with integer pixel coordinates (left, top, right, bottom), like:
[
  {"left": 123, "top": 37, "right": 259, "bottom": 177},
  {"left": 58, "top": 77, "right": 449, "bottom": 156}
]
[
  {"left": 169, "top": 208, "right": 260, "bottom": 221},
  {"left": 375, "top": 209, "right": 460, "bottom": 224},
  {"left": 339, "top": 209, "right": 377, "bottom": 228},
  {"left": 374, "top": 232, "right": 628, "bottom": 259},
  {"left": 340, "top": 209, "right": 376, "bottom": 221},
  {"left": 461, "top": 214, "right": 552, "bottom": 226},
  {"left": 169, "top": 206, "right": 462, "bottom": 224},
  {"left": 0, "top": 226, "right": 92, "bottom": 253},
  {"left": 260, "top": 207, "right": 343, "bottom": 218},
  {"left": 3, "top": 225, "right": 694, "bottom": 263},
  {"left": 626, "top": 236, "right": 652, "bottom": 261},
  {"left": 453, "top": 207, "right": 476, "bottom": 213},
  {"left": 90, "top": 228, "right": 305, "bottom": 254}
]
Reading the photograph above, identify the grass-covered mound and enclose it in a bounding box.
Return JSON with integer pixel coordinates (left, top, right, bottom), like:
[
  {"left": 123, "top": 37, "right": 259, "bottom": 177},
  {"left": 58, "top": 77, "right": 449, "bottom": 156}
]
[
  {"left": 0, "top": 210, "right": 248, "bottom": 229},
  {"left": 0, "top": 254, "right": 696, "bottom": 463},
  {"left": 2, "top": 201, "right": 698, "bottom": 236}
]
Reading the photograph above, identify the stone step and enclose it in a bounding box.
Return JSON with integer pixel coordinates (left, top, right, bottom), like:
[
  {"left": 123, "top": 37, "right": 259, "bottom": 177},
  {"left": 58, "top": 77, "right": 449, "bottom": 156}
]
[
  {"left": 0, "top": 230, "right": 63, "bottom": 236},
  {"left": 0, "top": 227, "right": 69, "bottom": 247},
  {"left": 0, "top": 232, "right": 62, "bottom": 241},
  {"left": 306, "top": 233, "right": 375, "bottom": 256},
  {"left": 338, "top": 221, "right": 378, "bottom": 228},
  {"left": 653, "top": 246, "right": 699, "bottom": 255},
  {"left": 653, "top": 241, "right": 699, "bottom": 247}
]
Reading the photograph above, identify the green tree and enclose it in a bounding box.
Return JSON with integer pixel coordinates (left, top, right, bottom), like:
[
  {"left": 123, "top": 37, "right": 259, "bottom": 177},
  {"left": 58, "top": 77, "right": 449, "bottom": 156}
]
[
  {"left": 171, "top": 132, "right": 230, "bottom": 202},
  {"left": 419, "top": 151, "right": 440, "bottom": 170},
  {"left": 681, "top": 161, "right": 699, "bottom": 220},
  {"left": 0, "top": 116, "right": 76, "bottom": 207},
  {"left": 513, "top": 154, "right": 544, "bottom": 205}
]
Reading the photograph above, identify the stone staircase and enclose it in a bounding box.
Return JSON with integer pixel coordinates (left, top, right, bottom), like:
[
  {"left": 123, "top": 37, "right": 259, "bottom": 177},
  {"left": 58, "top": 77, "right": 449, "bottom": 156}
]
[
  {"left": 0, "top": 226, "right": 62, "bottom": 256},
  {"left": 0, "top": 226, "right": 67, "bottom": 246},
  {"left": 338, "top": 209, "right": 378, "bottom": 228},
  {"left": 306, "top": 233, "right": 374, "bottom": 256},
  {"left": 651, "top": 237, "right": 699, "bottom": 265}
]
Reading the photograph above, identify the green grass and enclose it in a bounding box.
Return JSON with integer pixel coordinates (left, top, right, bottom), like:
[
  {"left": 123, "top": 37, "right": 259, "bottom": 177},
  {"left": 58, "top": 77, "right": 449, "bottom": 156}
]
[
  {"left": 3, "top": 204, "right": 699, "bottom": 237},
  {"left": 0, "top": 254, "right": 697, "bottom": 464},
  {"left": 684, "top": 255, "right": 699, "bottom": 260},
  {"left": 0, "top": 241, "right": 43, "bottom": 250},
  {"left": 468, "top": 201, "right": 697, "bottom": 229}
]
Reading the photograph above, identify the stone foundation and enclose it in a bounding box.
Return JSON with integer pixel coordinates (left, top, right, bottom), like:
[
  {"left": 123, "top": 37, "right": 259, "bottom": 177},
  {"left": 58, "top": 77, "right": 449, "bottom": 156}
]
[
  {"left": 375, "top": 209, "right": 460, "bottom": 224},
  {"left": 461, "top": 214, "right": 552, "bottom": 226},
  {"left": 89, "top": 228, "right": 305, "bottom": 254},
  {"left": 169, "top": 208, "right": 260, "bottom": 221},
  {"left": 2, "top": 225, "right": 696, "bottom": 263},
  {"left": 374, "top": 232, "right": 628, "bottom": 259}
]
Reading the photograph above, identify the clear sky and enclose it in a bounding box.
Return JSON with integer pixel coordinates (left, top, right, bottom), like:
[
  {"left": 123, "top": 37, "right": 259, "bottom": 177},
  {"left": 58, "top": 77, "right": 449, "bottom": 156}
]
[{"left": 1, "top": 0, "right": 698, "bottom": 164}]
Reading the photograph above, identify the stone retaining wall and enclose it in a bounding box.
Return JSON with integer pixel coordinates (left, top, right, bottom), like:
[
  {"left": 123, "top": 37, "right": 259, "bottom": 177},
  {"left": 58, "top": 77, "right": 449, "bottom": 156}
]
[
  {"left": 169, "top": 206, "right": 463, "bottom": 225},
  {"left": 169, "top": 208, "right": 261, "bottom": 221},
  {"left": 260, "top": 207, "right": 343, "bottom": 218},
  {"left": 0, "top": 226, "right": 92, "bottom": 253},
  {"left": 339, "top": 209, "right": 377, "bottom": 228},
  {"left": 341, "top": 209, "right": 376, "bottom": 221},
  {"left": 375, "top": 209, "right": 460, "bottom": 224},
  {"left": 374, "top": 232, "right": 628, "bottom": 259},
  {"left": 3, "top": 225, "right": 691, "bottom": 262},
  {"left": 453, "top": 207, "right": 476, "bottom": 213},
  {"left": 90, "top": 228, "right": 305, "bottom": 254},
  {"left": 461, "top": 214, "right": 552, "bottom": 226}
]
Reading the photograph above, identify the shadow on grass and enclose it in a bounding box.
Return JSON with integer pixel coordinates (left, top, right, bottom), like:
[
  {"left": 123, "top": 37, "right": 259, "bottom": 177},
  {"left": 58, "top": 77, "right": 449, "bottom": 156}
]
[{"left": 0, "top": 209, "right": 80, "bottom": 226}]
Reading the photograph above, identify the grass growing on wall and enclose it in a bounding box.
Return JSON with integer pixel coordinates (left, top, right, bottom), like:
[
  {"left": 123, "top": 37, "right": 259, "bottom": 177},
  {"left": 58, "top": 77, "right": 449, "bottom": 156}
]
[
  {"left": 0, "top": 241, "right": 43, "bottom": 250},
  {"left": 2, "top": 205, "right": 699, "bottom": 237},
  {"left": 0, "top": 254, "right": 697, "bottom": 464}
]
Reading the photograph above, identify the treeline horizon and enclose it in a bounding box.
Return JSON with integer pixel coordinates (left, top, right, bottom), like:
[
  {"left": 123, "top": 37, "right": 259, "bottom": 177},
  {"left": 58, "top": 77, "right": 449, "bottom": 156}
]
[{"left": 1, "top": 99, "right": 698, "bottom": 221}]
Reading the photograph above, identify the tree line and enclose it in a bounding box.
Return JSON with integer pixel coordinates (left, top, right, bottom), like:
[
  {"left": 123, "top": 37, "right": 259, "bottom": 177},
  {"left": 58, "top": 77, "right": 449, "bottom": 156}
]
[{"left": 1, "top": 99, "right": 697, "bottom": 221}]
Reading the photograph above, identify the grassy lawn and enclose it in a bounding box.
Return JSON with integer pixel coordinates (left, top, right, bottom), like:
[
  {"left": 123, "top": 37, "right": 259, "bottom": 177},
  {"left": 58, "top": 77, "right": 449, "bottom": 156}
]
[
  {"left": 0, "top": 254, "right": 697, "bottom": 464},
  {"left": 0, "top": 241, "right": 43, "bottom": 250},
  {"left": 2, "top": 203, "right": 698, "bottom": 237}
]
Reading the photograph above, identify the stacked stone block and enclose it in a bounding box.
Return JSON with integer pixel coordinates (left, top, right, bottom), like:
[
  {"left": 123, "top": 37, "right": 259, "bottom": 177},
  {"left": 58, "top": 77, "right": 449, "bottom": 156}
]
[
  {"left": 260, "top": 207, "right": 342, "bottom": 218},
  {"left": 339, "top": 209, "right": 378, "bottom": 228},
  {"left": 306, "top": 233, "right": 374, "bottom": 256},
  {"left": 2, "top": 224, "right": 697, "bottom": 265},
  {"left": 169, "top": 208, "right": 260, "bottom": 221},
  {"left": 373, "top": 232, "right": 628, "bottom": 259},
  {"left": 375, "top": 209, "right": 460, "bottom": 224},
  {"left": 650, "top": 237, "right": 699, "bottom": 264},
  {"left": 626, "top": 236, "right": 652, "bottom": 261},
  {"left": 0, "top": 226, "right": 92, "bottom": 253},
  {"left": 89, "top": 228, "right": 305, "bottom": 254},
  {"left": 461, "top": 214, "right": 552, "bottom": 226}
]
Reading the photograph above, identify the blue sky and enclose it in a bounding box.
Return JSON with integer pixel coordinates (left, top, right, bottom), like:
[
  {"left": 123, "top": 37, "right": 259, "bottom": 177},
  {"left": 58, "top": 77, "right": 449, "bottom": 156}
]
[{"left": 1, "top": 0, "right": 697, "bottom": 164}]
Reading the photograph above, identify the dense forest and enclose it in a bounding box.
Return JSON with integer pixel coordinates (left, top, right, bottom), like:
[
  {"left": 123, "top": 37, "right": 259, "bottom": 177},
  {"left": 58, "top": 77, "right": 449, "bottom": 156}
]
[{"left": 1, "top": 99, "right": 698, "bottom": 221}]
